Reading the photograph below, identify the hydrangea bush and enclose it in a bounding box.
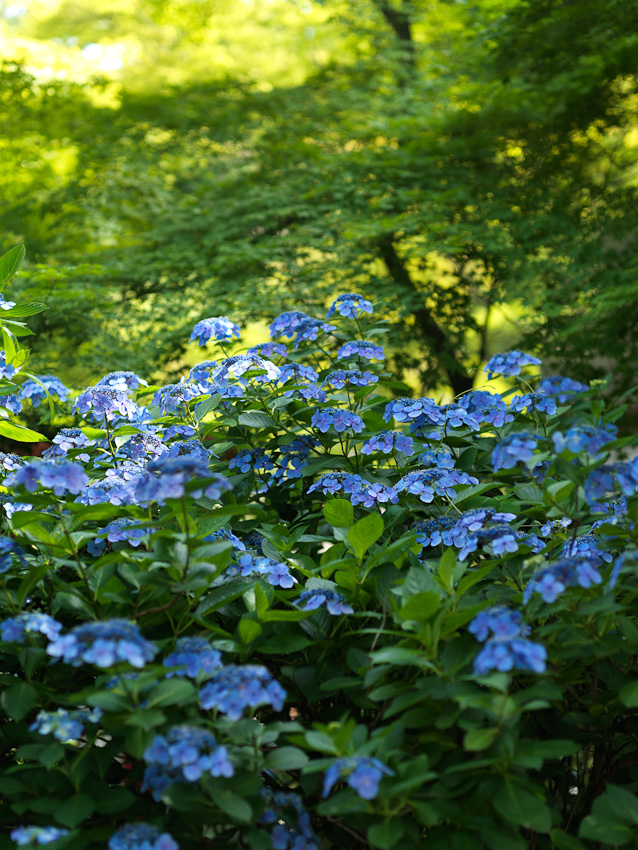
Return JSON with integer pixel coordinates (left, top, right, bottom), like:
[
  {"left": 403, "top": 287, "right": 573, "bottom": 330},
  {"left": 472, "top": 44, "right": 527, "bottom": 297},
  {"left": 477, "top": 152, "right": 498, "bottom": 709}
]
[{"left": 1, "top": 244, "right": 638, "bottom": 849}]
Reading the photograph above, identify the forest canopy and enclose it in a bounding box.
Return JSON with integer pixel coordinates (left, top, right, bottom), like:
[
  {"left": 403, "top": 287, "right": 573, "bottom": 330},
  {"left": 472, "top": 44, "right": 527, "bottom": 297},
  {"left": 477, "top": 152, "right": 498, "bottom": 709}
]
[{"left": 2, "top": 0, "right": 638, "bottom": 395}]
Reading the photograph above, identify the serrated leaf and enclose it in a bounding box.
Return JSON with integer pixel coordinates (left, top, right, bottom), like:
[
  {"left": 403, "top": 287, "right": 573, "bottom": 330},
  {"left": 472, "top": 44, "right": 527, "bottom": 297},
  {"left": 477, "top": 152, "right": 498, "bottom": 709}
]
[
  {"left": 265, "top": 746, "right": 309, "bottom": 771},
  {"left": 238, "top": 410, "right": 275, "bottom": 428},
  {"left": 323, "top": 498, "right": 354, "bottom": 528},
  {"left": 0, "top": 244, "right": 25, "bottom": 286},
  {"left": 0, "top": 420, "right": 47, "bottom": 442},
  {"left": 347, "top": 511, "right": 384, "bottom": 561},
  {"left": 215, "top": 790, "right": 253, "bottom": 822},
  {"left": 464, "top": 728, "right": 499, "bottom": 751}
]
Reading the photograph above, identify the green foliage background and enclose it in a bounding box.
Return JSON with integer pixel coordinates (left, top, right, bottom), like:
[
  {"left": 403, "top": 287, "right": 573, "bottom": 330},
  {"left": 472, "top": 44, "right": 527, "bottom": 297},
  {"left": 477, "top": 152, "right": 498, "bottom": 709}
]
[{"left": 2, "top": 0, "right": 638, "bottom": 393}]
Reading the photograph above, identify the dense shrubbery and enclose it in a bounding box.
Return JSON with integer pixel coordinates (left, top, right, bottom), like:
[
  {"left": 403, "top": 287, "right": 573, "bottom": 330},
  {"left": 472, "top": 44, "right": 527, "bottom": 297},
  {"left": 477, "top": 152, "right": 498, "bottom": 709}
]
[{"left": 1, "top": 245, "right": 638, "bottom": 850}]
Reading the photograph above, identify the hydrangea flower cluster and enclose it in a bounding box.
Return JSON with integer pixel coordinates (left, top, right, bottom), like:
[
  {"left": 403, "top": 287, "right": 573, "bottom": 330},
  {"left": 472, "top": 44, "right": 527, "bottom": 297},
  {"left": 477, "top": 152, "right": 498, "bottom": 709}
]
[
  {"left": 561, "top": 533, "right": 612, "bottom": 563},
  {"left": 97, "top": 518, "right": 153, "bottom": 547},
  {"left": 142, "top": 725, "right": 233, "bottom": 799},
  {"left": 322, "top": 757, "right": 394, "bottom": 800},
  {"left": 3, "top": 460, "right": 89, "bottom": 496},
  {"left": 0, "top": 451, "right": 23, "bottom": 471},
  {"left": 108, "top": 823, "right": 178, "bottom": 850},
  {"left": 73, "top": 386, "right": 140, "bottom": 422},
  {"left": 457, "top": 390, "right": 514, "bottom": 427},
  {"left": 259, "top": 790, "right": 322, "bottom": 850},
  {"left": 484, "top": 350, "right": 542, "bottom": 379},
  {"left": 30, "top": 707, "right": 103, "bottom": 742},
  {"left": 491, "top": 432, "right": 539, "bottom": 471},
  {"left": 269, "top": 311, "right": 311, "bottom": 339},
  {"left": 43, "top": 427, "right": 95, "bottom": 461},
  {"left": 540, "top": 375, "right": 589, "bottom": 403},
  {"left": 135, "top": 457, "right": 231, "bottom": 505},
  {"left": 523, "top": 556, "right": 603, "bottom": 604},
  {"left": 510, "top": 392, "right": 557, "bottom": 416},
  {"left": 47, "top": 619, "right": 157, "bottom": 668},
  {"left": 153, "top": 382, "right": 202, "bottom": 415},
  {"left": 294, "top": 588, "right": 354, "bottom": 615},
  {"left": 1, "top": 612, "right": 62, "bottom": 643},
  {"left": 163, "top": 637, "right": 222, "bottom": 678},
  {"left": 336, "top": 340, "right": 384, "bottom": 360},
  {"left": 360, "top": 430, "right": 415, "bottom": 456},
  {"left": 18, "top": 374, "right": 70, "bottom": 404},
  {"left": 97, "top": 370, "right": 148, "bottom": 391},
  {"left": 553, "top": 423, "right": 617, "bottom": 455},
  {"left": 10, "top": 827, "right": 70, "bottom": 846},
  {"left": 0, "top": 536, "right": 25, "bottom": 573},
  {"left": 198, "top": 664, "right": 286, "bottom": 720},
  {"left": 307, "top": 472, "right": 398, "bottom": 507},
  {"left": 396, "top": 468, "right": 477, "bottom": 502},
  {"left": 326, "top": 292, "right": 373, "bottom": 319},
  {"left": 226, "top": 552, "right": 297, "bottom": 588},
  {"left": 585, "top": 458, "right": 638, "bottom": 503},
  {"left": 469, "top": 606, "right": 547, "bottom": 675},
  {"left": 190, "top": 316, "right": 240, "bottom": 345},
  {"left": 325, "top": 369, "right": 378, "bottom": 389},
  {"left": 311, "top": 407, "right": 365, "bottom": 434},
  {"left": 291, "top": 318, "right": 336, "bottom": 349},
  {"left": 383, "top": 396, "right": 442, "bottom": 428},
  {"left": 247, "top": 341, "right": 288, "bottom": 359}
]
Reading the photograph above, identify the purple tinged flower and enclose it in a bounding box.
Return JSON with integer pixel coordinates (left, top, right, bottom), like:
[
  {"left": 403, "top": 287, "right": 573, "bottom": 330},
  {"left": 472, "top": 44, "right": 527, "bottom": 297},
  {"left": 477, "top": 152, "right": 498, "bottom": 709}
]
[
  {"left": 539, "top": 375, "right": 589, "bottom": 404},
  {"left": 189, "top": 360, "right": 219, "bottom": 383},
  {"left": 322, "top": 757, "right": 393, "bottom": 800},
  {"left": 325, "top": 369, "right": 378, "bottom": 389},
  {"left": 1, "top": 612, "right": 62, "bottom": 643},
  {"left": 523, "top": 556, "right": 603, "bottom": 604},
  {"left": 484, "top": 350, "right": 542, "bottom": 379},
  {"left": 469, "top": 607, "right": 529, "bottom": 642},
  {"left": 278, "top": 363, "right": 319, "bottom": 385},
  {"left": 97, "top": 518, "right": 153, "bottom": 547},
  {"left": 1, "top": 393, "right": 22, "bottom": 415},
  {"left": 270, "top": 311, "right": 311, "bottom": 340},
  {"left": 414, "top": 516, "right": 458, "bottom": 549},
  {"left": 457, "top": 390, "right": 514, "bottom": 427},
  {"left": 337, "top": 340, "right": 384, "bottom": 361},
  {"left": 108, "top": 824, "right": 179, "bottom": 850},
  {"left": 307, "top": 472, "right": 352, "bottom": 496},
  {"left": 18, "top": 375, "right": 70, "bottom": 405},
  {"left": 198, "top": 664, "right": 286, "bottom": 720},
  {"left": 383, "top": 397, "right": 443, "bottom": 427},
  {"left": 43, "top": 428, "right": 95, "bottom": 461},
  {"left": 469, "top": 606, "right": 545, "bottom": 675},
  {"left": 226, "top": 552, "right": 297, "bottom": 588},
  {"left": 247, "top": 341, "right": 288, "bottom": 359},
  {"left": 291, "top": 318, "right": 336, "bottom": 349},
  {"left": 3, "top": 460, "right": 89, "bottom": 496},
  {"left": 134, "top": 457, "right": 231, "bottom": 505},
  {"left": 326, "top": 293, "right": 373, "bottom": 319},
  {"left": 163, "top": 637, "right": 223, "bottom": 678},
  {"left": 142, "top": 725, "right": 233, "bottom": 798},
  {"left": 540, "top": 517, "right": 572, "bottom": 537},
  {"left": 46, "top": 619, "right": 157, "bottom": 668},
  {"left": 510, "top": 392, "right": 557, "bottom": 416},
  {"left": 0, "top": 451, "right": 23, "bottom": 471},
  {"left": 11, "top": 827, "right": 70, "bottom": 846},
  {"left": 419, "top": 450, "right": 455, "bottom": 469},
  {"left": 396, "top": 468, "right": 477, "bottom": 503},
  {"left": 561, "top": 533, "right": 612, "bottom": 564},
  {"left": 360, "top": 430, "right": 415, "bottom": 456},
  {"left": 0, "top": 537, "right": 25, "bottom": 573},
  {"left": 153, "top": 382, "right": 202, "bottom": 414},
  {"left": 310, "top": 407, "right": 365, "bottom": 434},
  {"left": 96, "top": 371, "right": 148, "bottom": 392},
  {"left": 214, "top": 353, "right": 281, "bottom": 383},
  {"left": 553, "top": 423, "right": 617, "bottom": 455},
  {"left": 29, "top": 707, "right": 102, "bottom": 742},
  {"left": 73, "top": 386, "right": 140, "bottom": 423},
  {"left": 0, "top": 350, "right": 18, "bottom": 379},
  {"left": 295, "top": 588, "right": 353, "bottom": 615},
  {"left": 190, "top": 316, "right": 240, "bottom": 346},
  {"left": 491, "top": 432, "right": 538, "bottom": 471}
]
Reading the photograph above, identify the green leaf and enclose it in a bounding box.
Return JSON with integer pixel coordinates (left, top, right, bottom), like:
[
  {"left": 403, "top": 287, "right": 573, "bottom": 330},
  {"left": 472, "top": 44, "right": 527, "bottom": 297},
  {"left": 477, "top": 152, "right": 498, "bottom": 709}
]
[
  {"left": 619, "top": 680, "right": 638, "bottom": 708},
  {"left": 438, "top": 547, "right": 457, "bottom": 591},
  {"left": 265, "top": 746, "right": 309, "bottom": 771},
  {"left": 323, "top": 498, "right": 354, "bottom": 527},
  {"left": 146, "top": 679, "right": 196, "bottom": 708},
  {"left": 347, "top": 511, "right": 384, "bottom": 561},
  {"left": 194, "top": 393, "right": 221, "bottom": 421},
  {"left": 17, "top": 563, "right": 50, "bottom": 606},
  {"left": 579, "top": 816, "right": 635, "bottom": 845},
  {"left": 399, "top": 591, "right": 441, "bottom": 622},
  {"left": 238, "top": 410, "right": 276, "bottom": 428},
  {"left": 55, "top": 794, "right": 94, "bottom": 828},
  {"left": 368, "top": 819, "right": 405, "bottom": 849},
  {"left": 0, "top": 244, "right": 25, "bottom": 286},
  {"left": 463, "top": 728, "right": 499, "bottom": 751},
  {"left": 492, "top": 781, "right": 552, "bottom": 833},
  {"left": 0, "top": 302, "right": 47, "bottom": 318},
  {"left": 604, "top": 785, "right": 638, "bottom": 825},
  {"left": 94, "top": 788, "right": 136, "bottom": 815},
  {"left": 124, "top": 709, "right": 167, "bottom": 730},
  {"left": 238, "top": 617, "right": 263, "bottom": 644},
  {"left": 549, "top": 830, "right": 587, "bottom": 850},
  {"left": 1, "top": 682, "right": 38, "bottom": 721},
  {"left": 215, "top": 790, "right": 253, "bottom": 822},
  {"left": 0, "top": 420, "right": 47, "bottom": 442}
]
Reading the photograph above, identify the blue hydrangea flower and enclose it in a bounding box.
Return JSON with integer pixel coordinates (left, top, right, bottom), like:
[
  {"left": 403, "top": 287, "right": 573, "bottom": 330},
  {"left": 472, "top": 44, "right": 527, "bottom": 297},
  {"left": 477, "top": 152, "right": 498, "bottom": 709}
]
[
  {"left": 229, "top": 449, "right": 274, "bottom": 474},
  {"left": 325, "top": 369, "right": 378, "bottom": 389},
  {"left": 560, "top": 533, "right": 612, "bottom": 563},
  {"left": 134, "top": 457, "right": 231, "bottom": 505},
  {"left": 322, "top": 757, "right": 393, "bottom": 800},
  {"left": 119, "top": 432, "right": 168, "bottom": 463},
  {"left": 1, "top": 393, "right": 22, "bottom": 415},
  {"left": 383, "top": 397, "right": 443, "bottom": 427},
  {"left": 198, "top": 664, "right": 286, "bottom": 720},
  {"left": 142, "top": 725, "right": 233, "bottom": 798},
  {"left": 0, "top": 350, "right": 18, "bottom": 380},
  {"left": 73, "top": 386, "right": 140, "bottom": 423},
  {"left": 205, "top": 528, "right": 246, "bottom": 550},
  {"left": 539, "top": 375, "right": 589, "bottom": 404},
  {"left": 190, "top": 316, "right": 240, "bottom": 346},
  {"left": 29, "top": 707, "right": 102, "bottom": 742},
  {"left": 439, "top": 403, "right": 481, "bottom": 431},
  {"left": 0, "top": 294, "right": 16, "bottom": 310},
  {"left": 337, "top": 340, "right": 384, "bottom": 361},
  {"left": 97, "top": 518, "right": 153, "bottom": 548},
  {"left": 457, "top": 390, "right": 514, "bottom": 427},
  {"left": 43, "top": 428, "right": 95, "bottom": 462},
  {"left": 278, "top": 363, "right": 319, "bottom": 385},
  {"left": 0, "top": 451, "right": 23, "bottom": 471},
  {"left": 247, "top": 341, "right": 288, "bottom": 359},
  {"left": 342, "top": 475, "right": 398, "bottom": 508},
  {"left": 18, "top": 375, "right": 70, "bottom": 405},
  {"left": 540, "top": 517, "right": 572, "bottom": 537},
  {"left": 270, "top": 311, "right": 310, "bottom": 340},
  {"left": 214, "top": 353, "right": 281, "bottom": 383},
  {"left": 166, "top": 439, "right": 210, "bottom": 461},
  {"left": 226, "top": 552, "right": 297, "bottom": 588},
  {"left": 360, "top": 430, "right": 414, "bottom": 456},
  {"left": 510, "top": 392, "right": 557, "bottom": 416},
  {"left": 326, "top": 293, "right": 373, "bottom": 319},
  {"left": 108, "top": 824, "right": 178, "bottom": 850},
  {"left": 46, "top": 619, "right": 157, "bottom": 668},
  {"left": 97, "top": 371, "right": 148, "bottom": 392},
  {"left": 396, "top": 468, "right": 478, "bottom": 503},
  {"left": 3, "top": 460, "right": 89, "bottom": 496},
  {"left": 10, "top": 827, "right": 70, "bottom": 846},
  {"left": 1, "top": 497, "right": 32, "bottom": 520},
  {"left": 523, "top": 556, "right": 603, "bottom": 604},
  {"left": 153, "top": 382, "right": 202, "bottom": 414},
  {"left": 469, "top": 606, "right": 546, "bottom": 675},
  {"left": 307, "top": 472, "right": 354, "bottom": 496},
  {"left": 1, "top": 612, "right": 62, "bottom": 643},
  {"left": 457, "top": 524, "right": 544, "bottom": 561},
  {"left": 163, "top": 637, "right": 223, "bottom": 678},
  {"left": 259, "top": 790, "right": 321, "bottom": 850},
  {"left": 419, "top": 450, "right": 455, "bottom": 469},
  {"left": 294, "top": 588, "right": 353, "bottom": 615},
  {"left": 291, "top": 318, "right": 336, "bottom": 350},
  {"left": 75, "top": 476, "right": 134, "bottom": 507},
  {"left": 609, "top": 550, "right": 638, "bottom": 590},
  {"left": 585, "top": 459, "right": 638, "bottom": 503},
  {"left": 414, "top": 516, "right": 458, "bottom": 549},
  {"left": 189, "top": 360, "right": 219, "bottom": 383},
  {"left": 484, "top": 350, "right": 542, "bottom": 379},
  {"left": 0, "top": 537, "right": 26, "bottom": 573},
  {"left": 491, "top": 432, "right": 539, "bottom": 471},
  {"left": 311, "top": 407, "right": 365, "bottom": 434},
  {"left": 553, "top": 423, "right": 617, "bottom": 455}
]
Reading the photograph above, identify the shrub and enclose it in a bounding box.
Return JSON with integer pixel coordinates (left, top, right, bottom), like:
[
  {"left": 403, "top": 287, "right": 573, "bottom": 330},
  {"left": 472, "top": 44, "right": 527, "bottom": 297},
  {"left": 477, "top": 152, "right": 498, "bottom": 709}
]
[{"left": 1, "top": 245, "right": 638, "bottom": 850}]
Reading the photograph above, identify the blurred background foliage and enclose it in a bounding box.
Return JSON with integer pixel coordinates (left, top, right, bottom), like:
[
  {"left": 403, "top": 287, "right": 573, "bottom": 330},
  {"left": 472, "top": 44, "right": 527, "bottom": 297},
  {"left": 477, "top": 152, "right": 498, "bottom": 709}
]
[{"left": 2, "top": 0, "right": 638, "bottom": 395}]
